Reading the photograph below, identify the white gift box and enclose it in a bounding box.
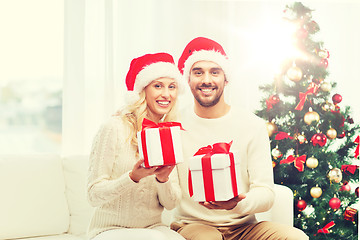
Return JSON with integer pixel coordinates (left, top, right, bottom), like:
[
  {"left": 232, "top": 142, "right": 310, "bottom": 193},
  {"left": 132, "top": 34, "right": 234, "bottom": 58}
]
[
  {"left": 189, "top": 151, "right": 240, "bottom": 202},
  {"left": 137, "top": 125, "right": 184, "bottom": 168}
]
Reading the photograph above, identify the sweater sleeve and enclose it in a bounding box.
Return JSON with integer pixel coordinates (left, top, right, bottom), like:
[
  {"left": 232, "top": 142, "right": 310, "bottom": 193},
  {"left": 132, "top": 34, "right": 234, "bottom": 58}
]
[
  {"left": 87, "top": 118, "right": 138, "bottom": 207},
  {"left": 155, "top": 166, "right": 182, "bottom": 210},
  {"left": 231, "top": 120, "right": 275, "bottom": 215}
]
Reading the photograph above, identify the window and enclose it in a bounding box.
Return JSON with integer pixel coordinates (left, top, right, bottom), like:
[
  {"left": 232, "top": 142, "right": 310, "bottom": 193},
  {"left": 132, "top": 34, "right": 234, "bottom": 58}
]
[{"left": 0, "top": 0, "right": 63, "bottom": 154}]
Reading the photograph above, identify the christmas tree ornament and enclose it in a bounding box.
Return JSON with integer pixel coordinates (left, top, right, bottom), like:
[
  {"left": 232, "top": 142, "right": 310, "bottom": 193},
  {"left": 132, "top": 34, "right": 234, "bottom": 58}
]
[
  {"left": 340, "top": 182, "right": 351, "bottom": 192},
  {"left": 272, "top": 161, "right": 277, "bottom": 168},
  {"left": 266, "top": 121, "right": 278, "bottom": 137},
  {"left": 312, "top": 77, "right": 323, "bottom": 84},
  {"left": 320, "top": 81, "right": 332, "bottom": 92},
  {"left": 286, "top": 66, "right": 303, "bottom": 82},
  {"left": 304, "top": 109, "right": 320, "bottom": 125},
  {"left": 317, "top": 221, "right": 335, "bottom": 234},
  {"left": 295, "top": 82, "right": 319, "bottom": 111},
  {"left": 310, "top": 186, "right": 322, "bottom": 198},
  {"left": 337, "top": 131, "right": 345, "bottom": 139},
  {"left": 271, "top": 147, "right": 283, "bottom": 159},
  {"left": 332, "top": 93, "right": 342, "bottom": 104},
  {"left": 280, "top": 154, "right": 306, "bottom": 172},
  {"left": 321, "top": 101, "right": 335, "bottom": 112},
  {"left": 296, "top": 199, "right": 307, "bottom": 211},
  {"left": 355, "top": 187, "right": 359, "bottom": 197},
  {"left": 306, "top": 156, "right": 318, "bottom": 169},
  {"left": 329, "top": 197, "right": 341, "bottom": 210},
  {"left": 318, "top": 49, "right": 330, "bottom": 59},
  {"left": 341, "top": 164, "right": 359, "bottom": 175},
  {"left": 344, "top": 207, "right": 357, "bottom": 221},
  {"left": 266, "top": 94, "right": 280, "bottom": 110},
  {"left": 327, "top": 168, "right": 342, "bottom": 183},
  {"left": 319, "top": 58, "right": 328, "bottom": 68},
  {"left": 354, "top": 136, "right": 359, "bottom": 159},
  {"left": 326, "top": 128, "right": 337, "bottom": 139},
  {"left": 294, "top": 132, "right": 306, "bottom": 144},
  {"left": 311, "top": 133, "right": 327, "bottom": 147}
]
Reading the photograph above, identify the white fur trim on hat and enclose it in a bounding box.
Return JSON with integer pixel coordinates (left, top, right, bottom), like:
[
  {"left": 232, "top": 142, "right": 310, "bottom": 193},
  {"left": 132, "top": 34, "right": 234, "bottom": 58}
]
[
  {"left": 133, "top": 62, "right": 184, "bottom": 93},
  {"left": 182, "top": 50, "right": 229, "bottom": 82}
]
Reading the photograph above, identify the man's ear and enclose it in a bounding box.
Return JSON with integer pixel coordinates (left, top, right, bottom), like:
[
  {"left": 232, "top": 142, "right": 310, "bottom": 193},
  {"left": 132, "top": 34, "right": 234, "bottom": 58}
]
[{"left": 224, "top": 79, "right": 228, "bottom": 86}]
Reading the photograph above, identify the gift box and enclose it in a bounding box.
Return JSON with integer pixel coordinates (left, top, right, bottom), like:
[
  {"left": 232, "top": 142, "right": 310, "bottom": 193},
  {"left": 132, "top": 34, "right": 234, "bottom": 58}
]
[
  {"left": 188, "top": 142, "right": 240, "bottom": 202},
  {"left": 137, "top": 118, "right": 184, "bottom": 168}
]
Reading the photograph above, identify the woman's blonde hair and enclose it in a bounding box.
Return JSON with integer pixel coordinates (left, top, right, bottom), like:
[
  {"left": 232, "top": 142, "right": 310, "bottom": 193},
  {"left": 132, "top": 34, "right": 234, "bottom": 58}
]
[{"left": 120, "top": 89, "right": 178, "bottom": 153}]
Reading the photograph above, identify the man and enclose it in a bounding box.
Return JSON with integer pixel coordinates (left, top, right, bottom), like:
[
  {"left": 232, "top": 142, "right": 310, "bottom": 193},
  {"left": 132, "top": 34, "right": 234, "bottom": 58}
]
[{"left": 171, "top": 37, "right": 308, "bottom": 240}]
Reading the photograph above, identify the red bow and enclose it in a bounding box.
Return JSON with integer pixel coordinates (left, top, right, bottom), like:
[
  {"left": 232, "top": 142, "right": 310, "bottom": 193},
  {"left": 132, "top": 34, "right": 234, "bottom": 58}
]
[
  {"left": 295, "top": 82, "right": 319, "bottom": 111},
  {"left": 280, "top": 155, "right": 306, "bottom": 172},
  {"left": 275, "top": 132, "right": 294, "bottom": 140},
  {"left": 355, "top": 136, "right": 359, "bottom": 159},
  {"left": 142, "top": 118, "right": 184, "bottom": 130},
  {"left": 189, "top": 141, "right": 238, "bottom": 201},
  {"left": 317, "top": 221, "right": 335, "bottom": 234},
  {"left": 341, "top": 165, "right": 359, "bottom": 174}
]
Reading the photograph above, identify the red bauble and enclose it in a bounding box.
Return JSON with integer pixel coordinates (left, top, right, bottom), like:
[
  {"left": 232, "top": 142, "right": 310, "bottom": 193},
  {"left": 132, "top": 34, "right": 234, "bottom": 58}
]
[
  {"left": 311, "top": 133, "right": 327, "bottom": 147},
  {"left": 332, "top": 93, "right": 342, "bottom": 104},
  {"left": 337, "top": 131, "right": 346, "bottom": 139},
  {"left": 297, "top": 199, "right": 307, "bottom": 211},
  {"left": 329, "top": 197, "right": 341, "bottom": 210},
  {"left": 356, "top": 187, "right": 359, "bottom": 197},
  {"left": 319, "top": 58, "right": 328, "bottom": 68},
  {"left": 340, "top": 183, "right": 351, "bottom": 192}
]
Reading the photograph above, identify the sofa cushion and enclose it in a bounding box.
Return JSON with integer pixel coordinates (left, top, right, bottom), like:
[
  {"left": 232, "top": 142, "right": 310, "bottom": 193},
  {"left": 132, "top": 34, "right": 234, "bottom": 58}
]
[
  {"left": 0, "top": 155, "right": 70, "bottom": 239},
  {"left": 62, "top": 155, "right": 94, "bottom": 236}
]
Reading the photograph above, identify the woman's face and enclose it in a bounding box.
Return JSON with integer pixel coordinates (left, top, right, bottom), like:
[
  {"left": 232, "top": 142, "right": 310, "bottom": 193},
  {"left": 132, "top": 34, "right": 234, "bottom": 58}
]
[{"left": 144, "top": 77, "right": 178, "bottom": 122}]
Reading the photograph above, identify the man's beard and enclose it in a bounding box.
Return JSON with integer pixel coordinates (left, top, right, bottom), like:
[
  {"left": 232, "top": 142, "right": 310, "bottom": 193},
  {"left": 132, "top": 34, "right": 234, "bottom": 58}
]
[{"left": 193, "top": 83, "right": 224, "bottom": 107}]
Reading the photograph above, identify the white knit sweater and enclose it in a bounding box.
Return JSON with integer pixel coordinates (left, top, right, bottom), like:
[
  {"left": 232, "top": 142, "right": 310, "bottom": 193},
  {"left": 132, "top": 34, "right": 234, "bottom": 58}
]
[
  {"left": 174, "top": 106, "right": 275, "bottom": 226},
  {"left": 87, "top": 116, "right": 181, "bottom": 239}
]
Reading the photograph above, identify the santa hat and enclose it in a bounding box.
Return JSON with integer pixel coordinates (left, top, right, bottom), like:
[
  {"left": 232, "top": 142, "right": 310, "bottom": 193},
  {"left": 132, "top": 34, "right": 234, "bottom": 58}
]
[
  {"left": 178, "top": 37, "right": 229, "bottom": 82},
  {"left": 125, "top": 52, "right": 184, "bottom": 103}
]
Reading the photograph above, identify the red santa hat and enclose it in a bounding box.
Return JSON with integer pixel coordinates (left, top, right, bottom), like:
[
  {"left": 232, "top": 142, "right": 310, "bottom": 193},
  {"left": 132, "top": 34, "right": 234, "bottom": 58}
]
[
  {"left": 178, "top": 37, "right": 229, "bottom": 82},
  {"left": 125, "top": 52, "right": 183, "bottom": 103}
]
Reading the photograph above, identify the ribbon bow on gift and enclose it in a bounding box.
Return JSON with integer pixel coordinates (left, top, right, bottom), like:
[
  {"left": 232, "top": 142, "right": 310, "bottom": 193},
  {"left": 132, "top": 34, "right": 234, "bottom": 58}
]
[
  {"left": 317, "top": 221, "right": 335, "bottom": 234},
  {"left": 280, "top": 155, "right": 306, "bottom": 172},
  {"left": 295, "top": 82, "right": 319, "bottom": 111},
  {"left": 188, "top": 141, "right": 238, "bottom": 202},
  {"left": 140, "top": 118, "right": 184, "bottom": 168},
  {"left": 142, "top": 118, "right": 184, "bottom": 130}
]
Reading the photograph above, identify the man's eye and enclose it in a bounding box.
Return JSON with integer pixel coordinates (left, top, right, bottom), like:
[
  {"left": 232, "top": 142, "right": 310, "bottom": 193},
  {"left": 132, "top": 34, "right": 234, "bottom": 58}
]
[
  {"left": 194, "top": 71, "right": 202, "bottom": 75},
  {"left": 212, "top": 71, "right": 219, "bottom": 75},
  {"left": 169, "top": 84, "right": 177, "bottom": 89}
]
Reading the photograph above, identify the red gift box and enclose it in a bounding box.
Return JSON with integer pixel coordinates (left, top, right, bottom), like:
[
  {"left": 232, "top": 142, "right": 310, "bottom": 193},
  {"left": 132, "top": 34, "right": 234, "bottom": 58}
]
[
  {"left": 137, "top": 118, "right": 184, "bottom": 168},
  {"left": 188, "top": 141, "right": 240, "bottom": 202}
]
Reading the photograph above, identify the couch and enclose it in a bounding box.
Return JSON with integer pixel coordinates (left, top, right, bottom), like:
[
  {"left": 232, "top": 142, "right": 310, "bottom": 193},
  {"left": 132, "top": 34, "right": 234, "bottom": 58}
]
[{"left": 0, "top": 155, "right": 294, "bottom": 240}]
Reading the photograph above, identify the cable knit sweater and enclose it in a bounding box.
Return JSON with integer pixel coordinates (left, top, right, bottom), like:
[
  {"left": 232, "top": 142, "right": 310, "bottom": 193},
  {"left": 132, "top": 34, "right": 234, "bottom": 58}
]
[
  {"left": 87, "top": 116, "right": 181, "bottom": 239},
  {"left": 174, "top": 106, "right": 275, "bottom": 226}
]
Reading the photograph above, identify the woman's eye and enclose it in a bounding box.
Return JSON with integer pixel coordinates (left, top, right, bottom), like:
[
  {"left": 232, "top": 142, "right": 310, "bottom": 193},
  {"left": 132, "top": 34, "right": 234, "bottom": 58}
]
[{"left": 154, "top": 84, "right": 162, "bottom": 88}]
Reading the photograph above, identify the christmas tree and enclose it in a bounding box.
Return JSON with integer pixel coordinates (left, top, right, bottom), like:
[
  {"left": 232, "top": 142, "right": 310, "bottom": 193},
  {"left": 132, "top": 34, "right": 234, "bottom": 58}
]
[{"left": 256, "top": 2, "right": 359, "bottom": 239}]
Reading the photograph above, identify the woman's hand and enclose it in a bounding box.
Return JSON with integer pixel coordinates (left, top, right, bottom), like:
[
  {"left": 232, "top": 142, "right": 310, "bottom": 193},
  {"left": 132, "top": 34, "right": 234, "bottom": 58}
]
[
  {"left": 154, "top": 165, "right": 175, "bottom": 183},
  {"left": 129, "top": 159, "right": 157, "bottom": 183}
]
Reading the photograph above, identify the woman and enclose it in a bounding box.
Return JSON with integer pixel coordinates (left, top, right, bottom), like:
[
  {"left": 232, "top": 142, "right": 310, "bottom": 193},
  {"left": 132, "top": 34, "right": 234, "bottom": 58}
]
[{"left": 87, "top": 53, "right": 185, "bottom": 240}]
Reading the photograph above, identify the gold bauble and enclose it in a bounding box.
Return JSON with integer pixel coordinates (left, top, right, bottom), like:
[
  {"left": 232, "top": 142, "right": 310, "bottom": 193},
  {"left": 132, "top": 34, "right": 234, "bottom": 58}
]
[
  {"left": 326, "top": 128, "right": 337, "bottom": 139},
  {"left": 320, "top": 82, "right": 332, "bottom": 92},
  {"left": 321, "top": 101, "right": 335, "bottom": 112},
  {"left": 266, "top": 122, "right": 278, "bottom": 137},
  {"left": 306, "top": 157, "right": 319, "bottom": 169},
  {"left": 287, "top": 66, "right": 303, "bottom": 82},
  {"left": 310, "top": 186, "right": 323, "bottom": 198},
  {"left": 304, "top": 110, "right": 320, "bottom": 125},
  {"left": 328, "top": 168, "right": 342, "bottom": 183}
]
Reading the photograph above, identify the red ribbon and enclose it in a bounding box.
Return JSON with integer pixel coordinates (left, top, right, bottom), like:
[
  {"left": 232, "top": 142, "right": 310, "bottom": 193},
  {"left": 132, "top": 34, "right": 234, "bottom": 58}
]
[
  {"left": 317, "top": 221, "right": 335, "bottom": 234},
  {"left": 189, "top": 141, "right": 238, "bottom": 201},
  {"left": 295, "top": 82, "right": 319, "bottom": 111},
  {"left": 140, "top": 118, "right": 183, "bottom": 168},
  {"left": 341, "top": 165, "right": 359, "bottom": 174},
  {"left": 275, "top": 132, "right": 294, "bottom": 140},
  {"left": 355, "top": 136, "right": 359, "bottom": 159},
  {"left": 280, "top": 155, "right": 306, "bottom": 172}
]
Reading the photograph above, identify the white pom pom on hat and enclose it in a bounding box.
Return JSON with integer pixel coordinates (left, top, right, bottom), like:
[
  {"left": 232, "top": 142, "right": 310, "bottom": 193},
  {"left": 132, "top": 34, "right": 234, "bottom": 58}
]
[
  {"left": 125, "top": 52, "right": 184, "bottom": 103},
  {"left": 177, "top": 37, "right": 230, "bottom": 82}
]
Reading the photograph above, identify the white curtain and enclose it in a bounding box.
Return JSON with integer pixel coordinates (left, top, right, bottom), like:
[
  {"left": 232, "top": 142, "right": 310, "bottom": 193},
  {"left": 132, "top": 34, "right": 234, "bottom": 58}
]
[{"left": 63, "top": 0, "right": 360, "bottom": 156}]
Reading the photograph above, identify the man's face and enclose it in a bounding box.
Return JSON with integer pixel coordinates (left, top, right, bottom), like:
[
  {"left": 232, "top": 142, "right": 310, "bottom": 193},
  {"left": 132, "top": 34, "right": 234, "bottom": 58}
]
[{"left": 188, "top": 61, "right": 227, "bottom": 107}]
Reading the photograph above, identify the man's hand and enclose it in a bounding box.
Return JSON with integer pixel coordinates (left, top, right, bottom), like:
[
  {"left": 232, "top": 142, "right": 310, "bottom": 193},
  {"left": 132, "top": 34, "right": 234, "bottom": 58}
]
[{"left": 199, "top": 194, "right": 246, "bottom": 210}]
